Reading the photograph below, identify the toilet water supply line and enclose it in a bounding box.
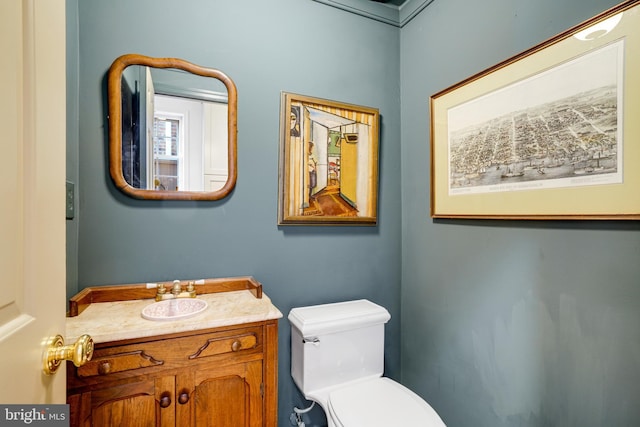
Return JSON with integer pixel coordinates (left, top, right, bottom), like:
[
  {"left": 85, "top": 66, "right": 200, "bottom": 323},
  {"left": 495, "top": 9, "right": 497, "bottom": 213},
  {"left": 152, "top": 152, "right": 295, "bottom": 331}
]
[{"left": 290, "top": 401, "right": 315, "bottom": 427}]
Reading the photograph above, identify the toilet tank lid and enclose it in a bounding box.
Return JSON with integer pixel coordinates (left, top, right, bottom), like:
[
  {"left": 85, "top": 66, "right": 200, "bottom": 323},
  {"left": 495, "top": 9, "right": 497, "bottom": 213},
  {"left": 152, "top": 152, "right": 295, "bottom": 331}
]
[{"left": 288, "top": 299, "right": 391, "bottom": 336}]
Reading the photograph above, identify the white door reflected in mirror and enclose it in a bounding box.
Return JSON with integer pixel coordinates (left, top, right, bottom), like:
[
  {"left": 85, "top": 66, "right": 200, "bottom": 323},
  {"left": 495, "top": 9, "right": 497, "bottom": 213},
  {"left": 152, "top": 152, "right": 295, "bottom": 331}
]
[{"left": 150, "top": 95, "right": 228, "bottom": 192}]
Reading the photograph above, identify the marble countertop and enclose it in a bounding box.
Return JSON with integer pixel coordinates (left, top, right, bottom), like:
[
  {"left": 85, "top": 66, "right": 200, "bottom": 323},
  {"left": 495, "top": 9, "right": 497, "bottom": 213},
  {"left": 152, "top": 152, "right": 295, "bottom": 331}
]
[{"left": 66, "top": 290, "right": 283, "bottom": 344}]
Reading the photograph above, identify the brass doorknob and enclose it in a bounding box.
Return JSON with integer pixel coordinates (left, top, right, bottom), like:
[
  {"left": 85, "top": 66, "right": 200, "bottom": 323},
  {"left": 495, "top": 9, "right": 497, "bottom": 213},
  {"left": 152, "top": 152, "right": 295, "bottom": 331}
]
[{"left": 43, "top": 334, "right": 94, "bottom": 375}]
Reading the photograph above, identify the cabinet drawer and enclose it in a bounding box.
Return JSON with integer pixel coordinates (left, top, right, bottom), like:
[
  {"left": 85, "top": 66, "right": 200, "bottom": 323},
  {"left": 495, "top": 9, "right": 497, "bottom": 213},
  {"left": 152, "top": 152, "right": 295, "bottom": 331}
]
[
  {"left": 188, "top": 330, "right": 259, "bottom": 360},
  {"left": 70, "top": 325, "right": 263, "bottom": 382},
  {"left": 77, "top": 350, "right": 164, "bottom": 377}
]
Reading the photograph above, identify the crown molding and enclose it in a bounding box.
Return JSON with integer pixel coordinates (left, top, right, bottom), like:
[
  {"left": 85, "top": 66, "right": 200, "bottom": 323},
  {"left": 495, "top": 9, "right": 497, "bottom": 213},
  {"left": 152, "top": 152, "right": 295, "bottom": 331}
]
[
  {"left": 398, "top": 0, "right": 435, "bottom": 27},
  {"left": 311, "top": 0, "right": 434, "bottom": 27}
]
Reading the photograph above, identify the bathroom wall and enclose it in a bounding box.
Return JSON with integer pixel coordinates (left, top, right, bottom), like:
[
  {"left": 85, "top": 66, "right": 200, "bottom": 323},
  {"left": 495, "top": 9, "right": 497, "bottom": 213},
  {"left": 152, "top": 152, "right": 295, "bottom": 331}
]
[
  {"left": 66, "top": 0, "right": 80, "bottom": 302},
  {"left": 70, "top": 1, "right": 640, "bottom": 426},
  {"left": 70, "top": 0, "right": 401, "bottom": 425},
  {"left": 400, "top": 0, "right": 640, "bottom": 426}
]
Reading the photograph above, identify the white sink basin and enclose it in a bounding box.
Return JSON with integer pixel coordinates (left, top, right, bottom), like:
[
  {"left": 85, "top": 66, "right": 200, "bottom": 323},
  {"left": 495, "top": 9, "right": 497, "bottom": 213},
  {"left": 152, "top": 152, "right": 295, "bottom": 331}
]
[{"left": 142, "top": 298, "right": 208, "bottom": 321}]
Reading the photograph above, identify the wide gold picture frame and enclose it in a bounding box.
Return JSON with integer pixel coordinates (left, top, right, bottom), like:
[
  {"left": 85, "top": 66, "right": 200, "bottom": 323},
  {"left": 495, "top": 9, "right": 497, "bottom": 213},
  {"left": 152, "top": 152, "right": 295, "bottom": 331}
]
[
  {"left": 278, "top": 92, "right": 379, "bottom": 225},
  {"left": 430, "top": 0, "right": 640, "bottom": 220}
]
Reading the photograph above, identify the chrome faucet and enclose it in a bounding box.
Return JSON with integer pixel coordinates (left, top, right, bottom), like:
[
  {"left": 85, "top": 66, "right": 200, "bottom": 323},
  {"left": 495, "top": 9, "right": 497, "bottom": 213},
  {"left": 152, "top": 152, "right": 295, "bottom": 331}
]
[{"left": 155, "top": 280, "right": 197, "bottom": 301}]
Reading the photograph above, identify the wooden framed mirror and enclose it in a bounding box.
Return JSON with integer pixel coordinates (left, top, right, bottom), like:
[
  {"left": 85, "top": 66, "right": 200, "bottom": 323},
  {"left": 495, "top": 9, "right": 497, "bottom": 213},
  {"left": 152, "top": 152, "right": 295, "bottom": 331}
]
[{"left": 108, "top": 54, "right": 237, "bottom": 200}]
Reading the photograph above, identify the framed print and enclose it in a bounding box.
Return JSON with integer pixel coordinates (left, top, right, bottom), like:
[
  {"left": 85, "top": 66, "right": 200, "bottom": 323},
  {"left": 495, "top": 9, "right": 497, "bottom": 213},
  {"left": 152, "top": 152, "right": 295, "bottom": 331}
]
[
  {"left": 430, "top": 0, "right": 640, "bottom": 219},
  {"left": 278, "top": 92, "right": 379, "bottom": 225}
]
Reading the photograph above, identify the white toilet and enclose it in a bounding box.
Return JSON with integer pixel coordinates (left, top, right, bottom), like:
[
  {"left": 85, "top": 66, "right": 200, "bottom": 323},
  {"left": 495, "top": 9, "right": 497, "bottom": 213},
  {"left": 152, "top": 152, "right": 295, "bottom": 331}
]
[{"left": 289, "top": 299, "right": 446, "bottom": 427}]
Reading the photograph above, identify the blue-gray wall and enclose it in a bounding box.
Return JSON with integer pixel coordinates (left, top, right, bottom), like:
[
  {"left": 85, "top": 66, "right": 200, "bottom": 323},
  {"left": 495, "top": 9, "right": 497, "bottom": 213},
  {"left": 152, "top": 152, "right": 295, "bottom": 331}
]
[
  {"left": 69, "top": 1, "right": 400, "bottom": 426},
  {"left": 66, "top": 0, "right": 79, "bottom": 301},
  {"left": 400, "top": 0, "right": 640, "bottom": 426},
  {"left": 69, "top": 0, "right": 640, "bottom": 426}
]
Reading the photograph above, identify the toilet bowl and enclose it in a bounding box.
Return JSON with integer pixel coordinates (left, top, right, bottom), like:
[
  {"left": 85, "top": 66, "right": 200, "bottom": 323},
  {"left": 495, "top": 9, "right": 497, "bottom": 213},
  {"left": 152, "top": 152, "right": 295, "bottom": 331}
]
[
  {"left": 289, "top": 299, "right": 445, "bottom": 427},
  {"left": 327, "top": 377, "right": 444, "bottom": 426}
]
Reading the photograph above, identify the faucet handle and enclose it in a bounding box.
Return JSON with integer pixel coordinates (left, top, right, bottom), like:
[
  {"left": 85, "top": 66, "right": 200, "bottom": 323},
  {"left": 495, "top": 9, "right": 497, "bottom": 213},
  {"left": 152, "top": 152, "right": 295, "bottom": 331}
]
[{"left": 155, "top": 283, "right": 167, "bottom": 301}]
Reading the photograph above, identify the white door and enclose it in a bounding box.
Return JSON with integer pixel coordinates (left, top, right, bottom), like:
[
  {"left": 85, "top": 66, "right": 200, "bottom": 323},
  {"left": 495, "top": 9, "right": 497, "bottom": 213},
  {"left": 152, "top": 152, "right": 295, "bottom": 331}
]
[{"left": 0, "top": 0, "right": 68, "bottom": 403}]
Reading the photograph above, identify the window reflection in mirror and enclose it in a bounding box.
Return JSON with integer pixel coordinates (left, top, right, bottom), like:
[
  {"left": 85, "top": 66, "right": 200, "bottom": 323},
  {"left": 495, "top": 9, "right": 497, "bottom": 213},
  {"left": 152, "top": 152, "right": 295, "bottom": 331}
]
[
  {"left": 120, "top": 65, "right": 229, "bottom": 192},
  {"left": 108, "top": 54, "right": 237, "bottom": 201}
]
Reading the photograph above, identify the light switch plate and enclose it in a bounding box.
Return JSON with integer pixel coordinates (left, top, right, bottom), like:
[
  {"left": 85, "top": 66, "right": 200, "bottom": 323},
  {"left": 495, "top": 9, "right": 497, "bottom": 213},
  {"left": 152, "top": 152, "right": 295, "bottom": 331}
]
[{"left": 66, "top": 181, "right": 75, "bottom": 220}]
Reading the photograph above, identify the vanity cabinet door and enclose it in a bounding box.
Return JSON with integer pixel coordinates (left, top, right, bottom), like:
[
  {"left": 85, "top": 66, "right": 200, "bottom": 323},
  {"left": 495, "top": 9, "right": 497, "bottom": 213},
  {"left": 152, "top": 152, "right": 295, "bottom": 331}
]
[
  {"left": 191, "top": 360, "right": 263, "bottom": 427},
  {"left": 68, "top": 375, "right": 176, "bottom": 427}
]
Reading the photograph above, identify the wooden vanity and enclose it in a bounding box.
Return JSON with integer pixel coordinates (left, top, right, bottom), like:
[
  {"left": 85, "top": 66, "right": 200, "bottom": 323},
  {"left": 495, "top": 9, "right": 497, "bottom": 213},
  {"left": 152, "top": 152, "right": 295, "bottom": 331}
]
[{"left": 66, "top": 277, "right": 282, "bottom": 427}]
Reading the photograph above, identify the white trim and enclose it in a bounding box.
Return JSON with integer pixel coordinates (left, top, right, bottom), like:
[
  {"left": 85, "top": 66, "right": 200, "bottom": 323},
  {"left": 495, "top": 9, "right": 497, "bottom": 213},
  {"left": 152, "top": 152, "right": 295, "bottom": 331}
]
[{"left": 311, "top": 0, "right": 434, "bottom": 27}]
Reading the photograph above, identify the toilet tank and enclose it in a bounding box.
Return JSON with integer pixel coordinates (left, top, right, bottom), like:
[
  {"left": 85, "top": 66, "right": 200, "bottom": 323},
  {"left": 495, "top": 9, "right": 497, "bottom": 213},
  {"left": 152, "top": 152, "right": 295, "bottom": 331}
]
[{"left": 289, "top": 299, "right": 391, "bottom": 394}]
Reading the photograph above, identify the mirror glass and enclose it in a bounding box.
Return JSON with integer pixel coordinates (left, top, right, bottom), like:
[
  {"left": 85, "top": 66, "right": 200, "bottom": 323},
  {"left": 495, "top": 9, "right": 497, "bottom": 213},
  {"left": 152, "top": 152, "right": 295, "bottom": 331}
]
[{"left": 108, "top": 54, "right": 237, "bottom": 200}]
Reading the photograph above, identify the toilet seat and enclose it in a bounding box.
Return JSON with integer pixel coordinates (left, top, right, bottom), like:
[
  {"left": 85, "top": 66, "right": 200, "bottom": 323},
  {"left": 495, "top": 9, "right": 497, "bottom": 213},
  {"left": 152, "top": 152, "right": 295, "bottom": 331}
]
[{"left": 327, "top": 377, "right": 446, "bottom": 427}]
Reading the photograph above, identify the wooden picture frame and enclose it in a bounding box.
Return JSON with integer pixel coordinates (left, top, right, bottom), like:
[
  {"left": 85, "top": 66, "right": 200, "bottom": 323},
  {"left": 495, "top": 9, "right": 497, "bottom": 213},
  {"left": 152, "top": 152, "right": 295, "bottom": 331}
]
[
  {"left": 107, "top": 54, "right": 238, "bottom": 201},
  {"left": 278, "top": 92, "right": 380, "bottom": 225},
  {"left": 430, "top": 0, "right": 640, "bottom": 219}
]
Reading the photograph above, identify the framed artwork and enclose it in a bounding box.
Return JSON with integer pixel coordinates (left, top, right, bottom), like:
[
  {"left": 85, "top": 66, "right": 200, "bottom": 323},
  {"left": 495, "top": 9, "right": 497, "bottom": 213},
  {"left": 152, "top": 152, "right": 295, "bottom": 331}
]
[
  {"left": 278, "top": 92, "right": 380, "bottom": 225},
  {"left": 430, "top": 0, "right": 640, "bottom": 219}
]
